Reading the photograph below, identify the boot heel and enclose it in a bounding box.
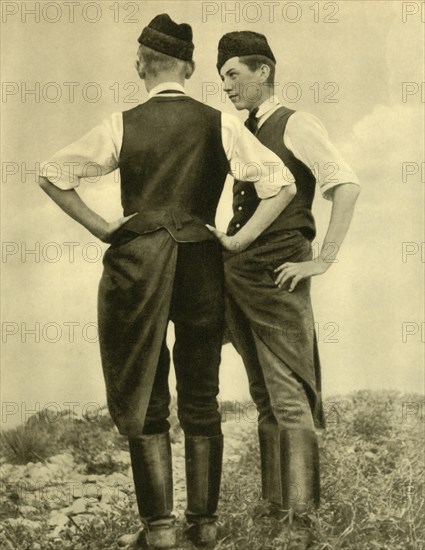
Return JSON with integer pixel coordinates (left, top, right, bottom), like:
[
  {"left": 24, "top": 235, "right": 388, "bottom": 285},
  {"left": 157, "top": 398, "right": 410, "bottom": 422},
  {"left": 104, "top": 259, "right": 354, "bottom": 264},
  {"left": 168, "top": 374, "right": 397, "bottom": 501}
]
[
  {"left": 117, "top": 526, "right": 177, "bottom": 549},
  {"left": 147, "top": 524, "right": 177, "bottom": 549},
  {"left": 184, "top": 521, "right": 217, "bottom": 548}
]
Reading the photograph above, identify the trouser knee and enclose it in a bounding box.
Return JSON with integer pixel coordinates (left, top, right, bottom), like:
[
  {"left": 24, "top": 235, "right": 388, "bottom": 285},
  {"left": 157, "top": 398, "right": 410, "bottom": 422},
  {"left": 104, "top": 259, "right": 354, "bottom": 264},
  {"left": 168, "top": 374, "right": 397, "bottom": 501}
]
[{"left": 178, "top": 395, "right": 222, "bottom": 437}]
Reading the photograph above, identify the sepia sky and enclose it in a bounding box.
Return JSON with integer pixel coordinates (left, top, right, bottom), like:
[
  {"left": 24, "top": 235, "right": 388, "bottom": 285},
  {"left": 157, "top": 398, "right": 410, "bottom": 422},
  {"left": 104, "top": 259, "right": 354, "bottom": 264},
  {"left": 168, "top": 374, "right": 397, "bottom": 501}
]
[{"left": 1, "top": 1, "right": 424, "bottom": 426}]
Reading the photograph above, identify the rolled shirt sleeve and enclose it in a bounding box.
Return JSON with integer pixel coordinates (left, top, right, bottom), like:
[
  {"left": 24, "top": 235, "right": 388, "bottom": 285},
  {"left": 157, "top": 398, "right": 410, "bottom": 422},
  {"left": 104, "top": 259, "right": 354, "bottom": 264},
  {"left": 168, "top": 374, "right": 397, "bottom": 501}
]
[
  {"left": 284, "top": 111, "right": 360, "bottom": 200},
  {"left": 221, "top": 112, "right": 295, "bottom": 199},
  {"left": 39, "top": 112, "right": 123, "bottom": 190}
]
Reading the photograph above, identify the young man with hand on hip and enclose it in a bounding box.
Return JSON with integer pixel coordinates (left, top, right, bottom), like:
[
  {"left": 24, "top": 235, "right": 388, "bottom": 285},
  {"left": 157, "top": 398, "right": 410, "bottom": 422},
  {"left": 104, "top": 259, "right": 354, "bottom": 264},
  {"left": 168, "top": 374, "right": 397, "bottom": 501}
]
[
  {"left": 210, "top": 31, "right": 360, "bottom": 549},
  {"left": 38, "top": 16, "right": 296, "bottom": 550}
]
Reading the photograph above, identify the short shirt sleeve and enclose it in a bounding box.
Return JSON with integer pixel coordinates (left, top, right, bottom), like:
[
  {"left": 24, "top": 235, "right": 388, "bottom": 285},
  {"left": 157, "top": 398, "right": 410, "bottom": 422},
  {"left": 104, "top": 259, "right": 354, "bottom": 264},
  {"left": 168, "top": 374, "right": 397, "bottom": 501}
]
[
  {"left": 39, "top": 112, "right": 123, "bottom": 189},
  {"left": 284, "top": 111, "right": 360, "bottom": 200},
  {"left": 221, "top": 112, "right": 295, "bottom": 199}
]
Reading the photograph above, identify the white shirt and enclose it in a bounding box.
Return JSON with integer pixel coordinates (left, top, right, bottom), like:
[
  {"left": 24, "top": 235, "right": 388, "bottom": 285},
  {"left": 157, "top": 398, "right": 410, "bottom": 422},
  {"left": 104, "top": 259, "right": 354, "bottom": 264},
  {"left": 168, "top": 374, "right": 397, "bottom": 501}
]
[
  {"left": 40, "top": 83, "right": 294, "bottom": 200},
  {"left": 255, "top": 95, "right": 360, "bottom": 200}
]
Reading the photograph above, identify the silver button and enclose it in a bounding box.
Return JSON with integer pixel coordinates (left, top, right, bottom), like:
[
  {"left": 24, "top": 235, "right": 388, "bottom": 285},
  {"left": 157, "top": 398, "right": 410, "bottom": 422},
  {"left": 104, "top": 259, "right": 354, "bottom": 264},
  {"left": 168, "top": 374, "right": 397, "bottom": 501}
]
[
  {"left": 241, "top": 190, "right": 245, "bottom": 196},
  {"left": 238, "top": 206, "right": 243, "bottom": 211},
  {"left": 236, "top": 223, "right": 241, "bottom": 228}
]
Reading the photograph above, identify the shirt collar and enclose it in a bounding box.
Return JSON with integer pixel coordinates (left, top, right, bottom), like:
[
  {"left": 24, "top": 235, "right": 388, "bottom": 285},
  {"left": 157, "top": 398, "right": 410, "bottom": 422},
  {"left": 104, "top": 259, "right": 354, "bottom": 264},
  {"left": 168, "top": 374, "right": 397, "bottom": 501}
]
[
  {"left": 256, "top": 95, "right": 281, "bottom": 119},
  {"left": 149, "top": 82, "right": 186, "bottom": 98}
]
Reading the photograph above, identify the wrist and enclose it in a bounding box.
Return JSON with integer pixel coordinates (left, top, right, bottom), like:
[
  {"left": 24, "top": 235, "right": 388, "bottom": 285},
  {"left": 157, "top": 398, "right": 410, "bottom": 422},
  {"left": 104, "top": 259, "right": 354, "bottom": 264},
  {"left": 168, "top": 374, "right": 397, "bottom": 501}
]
[
  {"left": 316, "top": 257, "right": 332, "bottom": 272},
  {"left": 231, "top": 229, "right": 254, "bottom": 251},
  {"left": 230, "top": 235, "right": 250, "bottom": 253},
  {"left": 90, "top": 218, "right": 110, "bottom": 241}
]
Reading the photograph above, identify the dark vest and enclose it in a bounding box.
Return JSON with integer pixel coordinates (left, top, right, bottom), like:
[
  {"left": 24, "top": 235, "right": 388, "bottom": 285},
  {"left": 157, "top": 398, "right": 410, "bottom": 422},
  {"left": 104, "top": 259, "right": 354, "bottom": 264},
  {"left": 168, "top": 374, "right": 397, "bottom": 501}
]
[
  {"left": 118, "top": 95, "right": 229, "bottom": 242},
  {"left": 227, "top": 106, "right": 317, "bottom": 241}
]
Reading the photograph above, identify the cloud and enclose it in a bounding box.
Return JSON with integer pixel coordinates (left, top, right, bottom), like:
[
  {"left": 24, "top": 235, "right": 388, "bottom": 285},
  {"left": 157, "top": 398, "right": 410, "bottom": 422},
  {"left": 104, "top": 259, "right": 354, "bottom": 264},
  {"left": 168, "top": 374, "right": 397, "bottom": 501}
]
[{"left": 340, "top": 103, "right": 423, "bottom": 181}]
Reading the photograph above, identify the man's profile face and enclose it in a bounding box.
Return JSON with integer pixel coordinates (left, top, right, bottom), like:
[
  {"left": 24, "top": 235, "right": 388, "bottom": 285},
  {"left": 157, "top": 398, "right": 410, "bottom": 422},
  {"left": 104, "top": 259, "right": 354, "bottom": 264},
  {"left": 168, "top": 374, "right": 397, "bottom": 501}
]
[{"left": 220, "top": 57, "right": 263, "bottom": 111}]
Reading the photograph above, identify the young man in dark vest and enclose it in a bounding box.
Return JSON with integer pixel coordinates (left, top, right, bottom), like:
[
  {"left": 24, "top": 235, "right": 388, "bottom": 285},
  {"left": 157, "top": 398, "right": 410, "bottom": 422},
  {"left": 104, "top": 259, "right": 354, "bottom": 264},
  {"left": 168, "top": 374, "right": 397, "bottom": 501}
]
[
  {"left": 211, "top": 32, "right": 360, "bottom": 547},
  {"left": 38, "top": 16, "right": 297, "bottom": 550}
]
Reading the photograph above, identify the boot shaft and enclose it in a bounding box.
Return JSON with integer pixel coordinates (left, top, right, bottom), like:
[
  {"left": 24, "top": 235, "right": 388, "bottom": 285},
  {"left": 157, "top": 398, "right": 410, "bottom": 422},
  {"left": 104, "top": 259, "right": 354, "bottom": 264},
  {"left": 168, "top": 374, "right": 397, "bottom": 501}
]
[
  {"left": 185, "top": 434, "right": 223, "bottom": 518},
  {"left": 129, "top": 433, "right": 174, "bottom": 521},
  {"left": 258, "top": 422, "right": 320, "bottom": 513}
]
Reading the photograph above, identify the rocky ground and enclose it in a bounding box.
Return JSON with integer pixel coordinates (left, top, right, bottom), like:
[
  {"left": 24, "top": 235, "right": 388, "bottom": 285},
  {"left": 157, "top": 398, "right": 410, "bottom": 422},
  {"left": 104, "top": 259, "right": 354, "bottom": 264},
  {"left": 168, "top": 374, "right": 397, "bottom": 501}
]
[
  {"left": 0, "top": 407, "right": 254, "bottom": 549},
  {"left": 1, "top": 391, "right": 424, "bottom": 549}
]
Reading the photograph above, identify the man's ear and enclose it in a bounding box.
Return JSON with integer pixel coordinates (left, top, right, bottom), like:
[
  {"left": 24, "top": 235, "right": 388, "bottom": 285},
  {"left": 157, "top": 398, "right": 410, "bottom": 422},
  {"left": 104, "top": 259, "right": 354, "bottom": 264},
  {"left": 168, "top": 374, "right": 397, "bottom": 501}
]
[
  {"left": 185, "top": 60, "right": 195, "bottom": 80},
  {"left": 134, "top": 58, "right": 146, "bottom": 80},
  {"left": 258, "top": 63, "right": 271, "bottom": 84}
]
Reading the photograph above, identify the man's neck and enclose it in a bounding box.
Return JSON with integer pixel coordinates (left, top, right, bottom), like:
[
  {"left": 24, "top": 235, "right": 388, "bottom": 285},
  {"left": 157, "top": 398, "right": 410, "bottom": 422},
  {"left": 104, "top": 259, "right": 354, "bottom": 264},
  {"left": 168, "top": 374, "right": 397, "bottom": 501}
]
[
  {"left": 145, "top": 75, "right": 185, "bottom": 94},
  {"left": 248, "top": 86, "right": 274, "bottom": 113}
]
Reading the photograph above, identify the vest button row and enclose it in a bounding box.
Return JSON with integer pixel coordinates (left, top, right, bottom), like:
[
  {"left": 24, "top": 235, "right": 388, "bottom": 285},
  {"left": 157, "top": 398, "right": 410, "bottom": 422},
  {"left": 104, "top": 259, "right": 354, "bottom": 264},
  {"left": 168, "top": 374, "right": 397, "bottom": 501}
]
[
  {"left": 236, "top": 223, "right": 241, "bottom": 228},
  {"left": 240, "top": 190, "right": 245, "bottom": 195},
  {"left": 238, "top": 206, "right": 243, "bottom": 211}
]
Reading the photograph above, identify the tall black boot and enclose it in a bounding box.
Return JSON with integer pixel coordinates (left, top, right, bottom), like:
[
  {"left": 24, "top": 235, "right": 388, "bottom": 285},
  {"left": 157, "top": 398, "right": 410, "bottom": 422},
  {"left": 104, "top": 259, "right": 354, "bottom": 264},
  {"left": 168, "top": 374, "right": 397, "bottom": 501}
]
[
  {"left": 184, "top": 434, "right": 223, "bottom": 548},
  {"left": 257, "top": 424, "right": 320, "bottom": 515},
  {"left": 280, "top": 428, "right": 320, "bottom": 514},
  {"left": 257, "top": 427, "right": 320, "bottom": 549},
  {"left": 118, "top": 433, "right": 176, "bottom": 549},
  {"left": 258, "top": 419, "right": 283, "bottom": 509}
]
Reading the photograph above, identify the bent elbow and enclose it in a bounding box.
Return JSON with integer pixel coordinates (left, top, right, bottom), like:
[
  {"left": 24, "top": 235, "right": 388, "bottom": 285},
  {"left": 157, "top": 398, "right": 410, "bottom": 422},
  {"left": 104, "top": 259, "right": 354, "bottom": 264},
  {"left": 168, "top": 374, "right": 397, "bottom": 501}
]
[
  {"left": 286, "top": 183, "right": 297, "bottom": 199},
  {"left": 334, "top": 182, "right": 361, "bottom": 203},
  {"left": 38, "top": 175, "right": 49, "bottom": 189},
  {"left": 38, "top": 175, "right": 58, "bottom": 194},
  {"left": 353, "top": 184, "right": 361, "bottom": 198},
  {"left": 349, "top": 183, "right": 361, "bottom": 204}
]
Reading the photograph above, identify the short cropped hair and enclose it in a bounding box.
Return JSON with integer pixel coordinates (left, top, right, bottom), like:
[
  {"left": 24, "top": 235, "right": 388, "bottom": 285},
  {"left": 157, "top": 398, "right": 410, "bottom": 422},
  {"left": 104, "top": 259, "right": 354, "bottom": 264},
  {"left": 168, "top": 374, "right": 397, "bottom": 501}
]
[
  {"left": 138, "top": 45, "right": 194, "bottom": 78},
  {"left": 238, "top": 54, "right": 275, "bottom": 85}
]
